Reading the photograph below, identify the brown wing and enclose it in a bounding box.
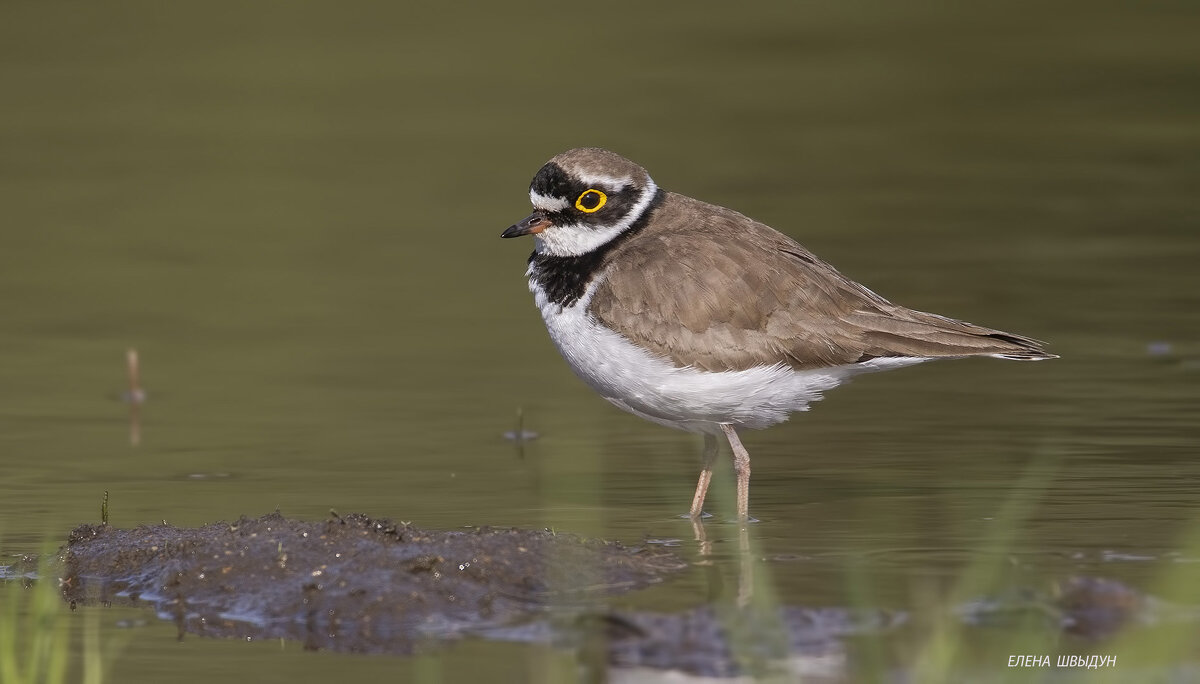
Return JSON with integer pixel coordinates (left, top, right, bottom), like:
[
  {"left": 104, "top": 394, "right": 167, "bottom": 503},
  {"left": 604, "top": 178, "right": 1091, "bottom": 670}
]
[{"left": 587, "top": 194, "right": 1053, "bottom": 372}]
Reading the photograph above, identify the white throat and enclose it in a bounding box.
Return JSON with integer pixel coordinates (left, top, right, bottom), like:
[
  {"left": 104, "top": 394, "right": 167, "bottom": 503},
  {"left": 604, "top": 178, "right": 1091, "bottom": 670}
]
[{"left": 531, "top": 179, "right": 659, "bottom": 258}]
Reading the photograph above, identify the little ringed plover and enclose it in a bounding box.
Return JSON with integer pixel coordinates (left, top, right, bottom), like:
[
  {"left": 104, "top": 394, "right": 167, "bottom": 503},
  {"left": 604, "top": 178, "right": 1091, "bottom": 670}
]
[{"left": 501, "top": 147, "right": 1055, "bottom": 521}]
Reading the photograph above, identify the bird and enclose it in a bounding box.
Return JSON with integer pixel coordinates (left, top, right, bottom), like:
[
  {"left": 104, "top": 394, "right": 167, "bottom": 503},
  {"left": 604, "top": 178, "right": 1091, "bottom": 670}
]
[{"left": 501, "top": 147, "right": 1056, "bottom": 521}]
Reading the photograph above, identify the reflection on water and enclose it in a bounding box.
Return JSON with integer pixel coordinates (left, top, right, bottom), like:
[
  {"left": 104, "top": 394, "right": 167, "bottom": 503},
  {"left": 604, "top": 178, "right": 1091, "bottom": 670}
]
[{"left": 1, "top": 0, "right": 1198, "bottom": 680}]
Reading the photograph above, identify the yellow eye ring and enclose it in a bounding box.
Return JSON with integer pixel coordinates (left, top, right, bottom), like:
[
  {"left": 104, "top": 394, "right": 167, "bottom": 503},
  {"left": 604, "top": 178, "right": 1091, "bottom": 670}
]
[{"left": 575, "top": 189, "right": 607, "bottom": 213}]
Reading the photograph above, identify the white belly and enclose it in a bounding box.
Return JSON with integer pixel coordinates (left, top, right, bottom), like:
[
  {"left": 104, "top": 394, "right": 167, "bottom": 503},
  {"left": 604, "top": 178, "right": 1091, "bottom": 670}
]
[{"left": 531, "top": 279, "right": 926, "bottom": 434}]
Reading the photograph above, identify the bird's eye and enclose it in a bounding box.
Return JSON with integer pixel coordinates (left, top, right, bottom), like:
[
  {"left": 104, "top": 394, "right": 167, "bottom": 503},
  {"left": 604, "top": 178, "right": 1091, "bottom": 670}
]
[{"left": 575, "top": 189, "right": 607, "bottom": 213}]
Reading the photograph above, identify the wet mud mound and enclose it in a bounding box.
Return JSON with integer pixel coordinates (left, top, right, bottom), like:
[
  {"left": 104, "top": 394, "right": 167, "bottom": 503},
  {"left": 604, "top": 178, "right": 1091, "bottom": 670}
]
[
  {"left": 58, "top": 511, "right": 905, "bottom": 678},
  {"left": 64, "top": 512, "right": 685, "bottom": 654}
]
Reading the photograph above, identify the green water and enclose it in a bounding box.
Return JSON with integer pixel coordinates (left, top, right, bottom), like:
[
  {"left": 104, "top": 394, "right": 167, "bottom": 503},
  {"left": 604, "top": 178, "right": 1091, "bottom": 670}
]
[{"left": 2, "top": 1, "right": 1199, "bottom": 680}]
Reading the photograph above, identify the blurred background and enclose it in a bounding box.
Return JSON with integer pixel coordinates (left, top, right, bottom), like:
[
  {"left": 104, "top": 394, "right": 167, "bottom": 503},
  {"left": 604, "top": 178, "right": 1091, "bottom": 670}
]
[{"left": 1, "top": 1, "right": 1198, "bottom": 681}]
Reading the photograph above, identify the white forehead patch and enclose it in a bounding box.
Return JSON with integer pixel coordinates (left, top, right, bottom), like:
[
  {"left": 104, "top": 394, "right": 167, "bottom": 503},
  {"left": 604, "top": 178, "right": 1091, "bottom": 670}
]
[
  {"left": 529, "top": 190, "right": 569, "bottom": 212},
  {"left": 575, "top": 171, "right": 635, "bottom": 190}
]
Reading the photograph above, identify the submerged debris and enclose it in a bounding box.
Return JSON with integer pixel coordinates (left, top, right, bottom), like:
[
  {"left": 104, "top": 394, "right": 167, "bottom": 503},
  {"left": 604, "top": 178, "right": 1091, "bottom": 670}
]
[
  {"left": 956, "top": 575, "right": 1184, "bottom": 640},
  {"left": 1056, "top": 576, "right": 1151, "bottom": 638},
  {"left": 502, "top": 407, "right": 539, "bottom": 443},
  {"left": 597, "top": 604, "right": 905, "bottom": 680}
]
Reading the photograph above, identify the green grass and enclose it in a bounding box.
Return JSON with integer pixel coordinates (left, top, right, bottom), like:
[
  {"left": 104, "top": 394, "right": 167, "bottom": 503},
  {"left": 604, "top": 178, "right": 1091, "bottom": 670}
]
[
  {"left": 1, "top": 547, "right": 70, "bottom": 684},
  {"left": 0, "top": 545, "right": 122, "bottom": 684},
  {"left": 907, "top": 452, "right": 1062, "bottom": 683}
]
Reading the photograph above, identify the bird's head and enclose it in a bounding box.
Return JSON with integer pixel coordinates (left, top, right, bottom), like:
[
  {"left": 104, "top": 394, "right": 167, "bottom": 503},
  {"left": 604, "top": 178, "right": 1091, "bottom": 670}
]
[{"left": 502, "top": 148, "right": 660, "bottom": 257}]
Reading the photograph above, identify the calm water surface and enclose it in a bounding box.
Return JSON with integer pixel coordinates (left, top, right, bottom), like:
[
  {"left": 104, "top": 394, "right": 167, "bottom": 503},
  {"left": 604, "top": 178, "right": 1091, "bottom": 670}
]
[{"left": 1, "top": 1, "right": 1198, "bottom": 680}]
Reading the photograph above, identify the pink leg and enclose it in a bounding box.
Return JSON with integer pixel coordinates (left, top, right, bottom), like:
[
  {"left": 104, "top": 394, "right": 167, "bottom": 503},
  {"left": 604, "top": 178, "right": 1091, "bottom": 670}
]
[
  {"left": 720, "top": 423, "right": 751, "bottom": 521},
  {"left": 688, "top": 434, "right": 719, "bottom": 518}
]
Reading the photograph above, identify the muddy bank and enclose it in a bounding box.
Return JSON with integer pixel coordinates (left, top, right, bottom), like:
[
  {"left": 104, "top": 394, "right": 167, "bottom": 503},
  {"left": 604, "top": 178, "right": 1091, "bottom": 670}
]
[
  {"left": 64, "top": 512, "right": 685, "bottom": 654},
  {"left": 60, "top": 512, "right": 905, "bottom": 677}
]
